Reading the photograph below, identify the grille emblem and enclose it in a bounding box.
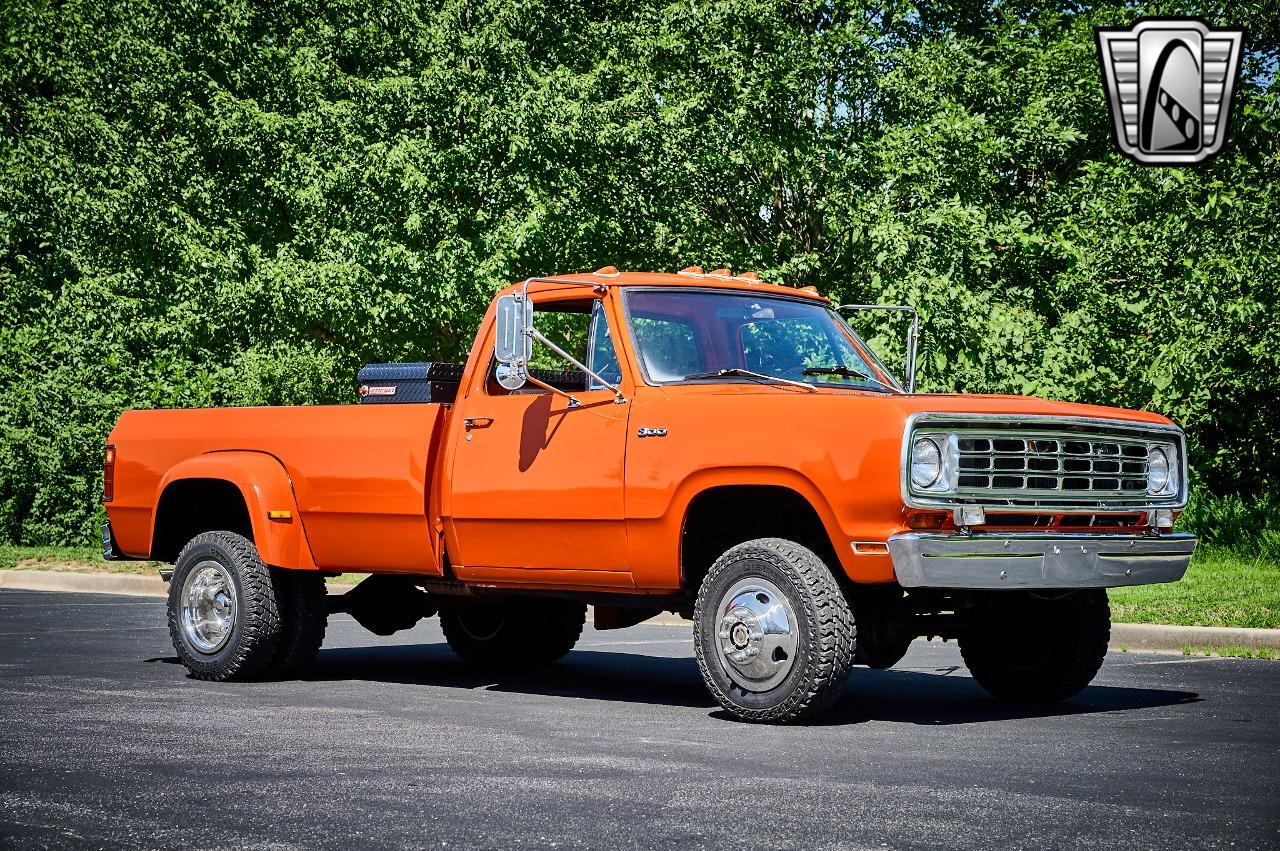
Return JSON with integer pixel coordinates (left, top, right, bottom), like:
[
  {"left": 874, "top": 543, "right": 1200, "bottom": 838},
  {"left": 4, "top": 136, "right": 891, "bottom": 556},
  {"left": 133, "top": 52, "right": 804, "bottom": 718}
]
[{"left": 1095, "top": 18, "right": 1244, "bottom": 165}]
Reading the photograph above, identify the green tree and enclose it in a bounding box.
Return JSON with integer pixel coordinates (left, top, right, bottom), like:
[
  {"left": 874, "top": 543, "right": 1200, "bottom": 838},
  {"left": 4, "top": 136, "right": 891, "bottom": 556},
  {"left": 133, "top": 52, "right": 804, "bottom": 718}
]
[{"left": 1, "top": 0, "right": 1276, "bottom": 544}]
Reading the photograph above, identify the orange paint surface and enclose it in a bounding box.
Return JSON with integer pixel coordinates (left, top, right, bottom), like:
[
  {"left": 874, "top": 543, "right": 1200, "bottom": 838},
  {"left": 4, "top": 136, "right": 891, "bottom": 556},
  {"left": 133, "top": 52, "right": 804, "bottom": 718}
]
[
  {"left": 106, "top": 271, "right": 1175, "bottom": 591},
  {"left": 108, "top": 404, "right": 446, "bottom": 573}
]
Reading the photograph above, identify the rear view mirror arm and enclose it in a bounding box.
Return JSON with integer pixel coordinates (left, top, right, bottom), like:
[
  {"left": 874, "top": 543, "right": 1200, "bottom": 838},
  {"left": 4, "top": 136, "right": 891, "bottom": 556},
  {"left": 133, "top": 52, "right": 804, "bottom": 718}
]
[
  {"left": 521, "top": 368, "right": 582, "bottom": 408},
  {"left": 527, "top": 327, "right": 627, "bottom": 404}
]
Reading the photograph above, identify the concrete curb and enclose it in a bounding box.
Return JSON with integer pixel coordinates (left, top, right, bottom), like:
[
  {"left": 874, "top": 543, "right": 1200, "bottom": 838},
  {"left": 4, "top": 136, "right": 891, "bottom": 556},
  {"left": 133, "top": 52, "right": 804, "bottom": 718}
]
[
  {"left": 3, "top": 570, "right": 1277, "bottom": 653},
  {"left": 1109, "top": 622, "right": 1280, "bottom": 652},
  {"left": 0, "top": 570, "right": 358, "bottom": 598},
  {"left": 0, "top": 570, "right": 168, "bottom": 597}
]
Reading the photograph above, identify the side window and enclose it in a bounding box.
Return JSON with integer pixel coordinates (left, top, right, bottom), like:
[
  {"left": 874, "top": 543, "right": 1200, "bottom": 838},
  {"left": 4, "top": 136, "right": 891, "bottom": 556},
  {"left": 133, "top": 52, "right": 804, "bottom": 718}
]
[
  {"left": 587, "top": 302, "right": 622, "bottom": 389},
  {"left": 527, "top": 307, "right": 588, "bottom": 371},
  {"left": 486, "top": 299, "right": 621, "bottom": 395},
  {"left": 633, "top": 315, "right": 704, "bottom": 381}
]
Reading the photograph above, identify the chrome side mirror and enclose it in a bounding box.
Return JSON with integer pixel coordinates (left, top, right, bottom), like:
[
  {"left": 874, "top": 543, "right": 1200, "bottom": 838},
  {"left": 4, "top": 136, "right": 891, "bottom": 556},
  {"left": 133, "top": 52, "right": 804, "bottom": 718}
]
[
  {"left": 493, "top": 294, "right": 532, "bottom": 390},
  {"left": 494, "top": 283, "right": 626, "bottom": 405}
]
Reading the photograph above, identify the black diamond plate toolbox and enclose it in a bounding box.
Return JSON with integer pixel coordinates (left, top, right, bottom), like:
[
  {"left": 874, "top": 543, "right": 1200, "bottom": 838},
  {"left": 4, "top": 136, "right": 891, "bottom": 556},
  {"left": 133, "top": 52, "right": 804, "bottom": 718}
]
[{"left": 356, "top": 362, "right": 464, "bottom": 404}]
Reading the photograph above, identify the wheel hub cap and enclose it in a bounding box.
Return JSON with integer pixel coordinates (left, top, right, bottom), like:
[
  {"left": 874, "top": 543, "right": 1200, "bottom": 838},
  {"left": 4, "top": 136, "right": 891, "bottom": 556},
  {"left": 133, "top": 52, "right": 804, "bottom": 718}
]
[
  {"left": 715, "top": 578, "right": 798, "bottom": 692},
  {"left": 180, "top": 561, "right": 236, "bottom": 654}
]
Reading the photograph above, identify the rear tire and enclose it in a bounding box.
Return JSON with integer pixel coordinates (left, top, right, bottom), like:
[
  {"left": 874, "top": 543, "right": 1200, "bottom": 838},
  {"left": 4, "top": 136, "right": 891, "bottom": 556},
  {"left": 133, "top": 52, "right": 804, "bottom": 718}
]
[
  {"left": 167, "top": 531, "right": 282, "bottom": 681},
  {"left": 693, "top": 538, "right": 856, "bottom": 723},
  {"left": 266, "top": 569, "right": 328, "bottom": 677},
  {"left": 440, "top": 599, "right": 585, "bottom": 667},
  {"left": 959, "top": 590, "right": 1111, "bottom": 702}
]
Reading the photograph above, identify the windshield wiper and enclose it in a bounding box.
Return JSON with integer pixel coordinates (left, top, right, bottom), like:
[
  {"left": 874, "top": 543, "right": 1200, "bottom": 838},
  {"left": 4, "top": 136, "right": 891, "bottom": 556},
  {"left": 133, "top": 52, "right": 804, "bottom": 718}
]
[
  {"left": 683, "top": 368, "right": 816, "bottom": 392},
  {"left": 802, "top": 365, "right": 896, "bottom": 393}
]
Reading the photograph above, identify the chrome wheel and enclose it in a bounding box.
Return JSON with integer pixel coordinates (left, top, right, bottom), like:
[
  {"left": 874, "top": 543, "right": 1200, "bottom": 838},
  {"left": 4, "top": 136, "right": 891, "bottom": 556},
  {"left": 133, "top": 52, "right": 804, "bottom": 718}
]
[
  {"left": 714, "top": 577, "right": 799, "bottom": 692},
  {"left": 180, "top": 560, "right": 237, "bottom": 654}
]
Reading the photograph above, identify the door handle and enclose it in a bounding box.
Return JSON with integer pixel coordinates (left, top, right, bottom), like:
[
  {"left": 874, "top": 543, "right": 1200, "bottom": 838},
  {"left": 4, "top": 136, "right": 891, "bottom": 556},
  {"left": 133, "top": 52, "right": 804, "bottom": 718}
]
[{"left": 464, "top": 416, "right": 494, "bottom": 430}]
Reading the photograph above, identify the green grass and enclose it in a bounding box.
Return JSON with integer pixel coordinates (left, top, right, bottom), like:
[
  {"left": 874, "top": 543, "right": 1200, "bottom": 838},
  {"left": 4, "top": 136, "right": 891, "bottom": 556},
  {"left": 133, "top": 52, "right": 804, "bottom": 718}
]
[
  {"left": 2, "top": 542, "right": 1277, "bottom": 629},
  {"left": 1109, "top": 544, "right": 1280, "bottom": 629},
  {"left": 0, "top": 544, "right": 364, "bottom": 583},
  {"left": 0, "top": 544, "right": 159, "bottom": 575},
  {"left": 1, "top": 544, "right": 103, "bottom": 569},
  {"left": 1180, "top": 645, "right": 1278, "bottom": 660}
]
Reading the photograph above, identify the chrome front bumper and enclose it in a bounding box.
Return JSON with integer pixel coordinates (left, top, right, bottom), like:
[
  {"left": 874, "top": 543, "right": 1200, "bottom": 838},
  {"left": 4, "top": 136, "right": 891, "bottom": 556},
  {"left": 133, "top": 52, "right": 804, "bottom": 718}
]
[{"left": 886, "top": 532, "right": 1197, "bottom": 590}]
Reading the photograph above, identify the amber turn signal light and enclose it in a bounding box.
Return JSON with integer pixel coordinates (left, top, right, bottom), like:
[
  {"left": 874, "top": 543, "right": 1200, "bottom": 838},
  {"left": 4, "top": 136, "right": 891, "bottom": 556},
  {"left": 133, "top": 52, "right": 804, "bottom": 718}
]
[{"left": 906, "top": 510, "right": 947, "bottom": 530}]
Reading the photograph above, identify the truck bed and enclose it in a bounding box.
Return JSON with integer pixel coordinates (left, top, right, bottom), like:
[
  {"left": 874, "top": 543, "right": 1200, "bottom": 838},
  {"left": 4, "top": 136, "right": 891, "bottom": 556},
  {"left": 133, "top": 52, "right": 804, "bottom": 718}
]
[{"left": 107, "top": 403, "right": 448, "bottom": 572}]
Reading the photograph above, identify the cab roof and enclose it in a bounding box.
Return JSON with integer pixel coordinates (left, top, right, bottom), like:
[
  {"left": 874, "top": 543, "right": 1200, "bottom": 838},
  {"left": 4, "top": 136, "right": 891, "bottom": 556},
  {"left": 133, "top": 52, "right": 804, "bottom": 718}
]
[{"left": 503, "top": 267, "right": 830, "bottom": 303}]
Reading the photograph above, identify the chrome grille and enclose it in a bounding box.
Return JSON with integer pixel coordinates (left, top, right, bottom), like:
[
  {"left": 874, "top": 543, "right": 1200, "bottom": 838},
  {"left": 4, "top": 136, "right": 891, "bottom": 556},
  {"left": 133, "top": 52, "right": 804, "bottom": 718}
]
[{"left": 955, "top": 434, "right": 1149, "bottom": 496}]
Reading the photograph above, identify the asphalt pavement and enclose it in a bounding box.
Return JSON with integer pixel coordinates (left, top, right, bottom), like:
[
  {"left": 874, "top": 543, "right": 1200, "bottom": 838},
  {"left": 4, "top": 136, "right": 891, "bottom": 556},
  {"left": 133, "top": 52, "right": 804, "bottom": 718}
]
[{"left": 1, "top": 588, "right": 1277, "bottom": 850}]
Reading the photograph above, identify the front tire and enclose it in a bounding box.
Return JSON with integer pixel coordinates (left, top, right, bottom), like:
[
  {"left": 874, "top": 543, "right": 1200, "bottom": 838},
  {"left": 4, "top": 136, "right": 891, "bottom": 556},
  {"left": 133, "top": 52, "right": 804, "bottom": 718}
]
[
  {"left": 167, "top": 531, "right": 283, "bottom": 681},
  {"left": 693, "top": 538, "right": 857, "bottom": 723},
  {"left": 440, "top": 599, "right": 586, "bottom": 667},
  {"left": 959, "top": 590, "right": 1111, "bottom": 702}
]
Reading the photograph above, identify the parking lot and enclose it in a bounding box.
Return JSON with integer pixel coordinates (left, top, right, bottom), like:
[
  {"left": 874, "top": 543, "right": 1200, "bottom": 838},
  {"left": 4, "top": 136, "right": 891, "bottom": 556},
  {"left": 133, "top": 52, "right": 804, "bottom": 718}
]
[{"left": 1, "top": 588, "right": 1277, "bottom": 849}]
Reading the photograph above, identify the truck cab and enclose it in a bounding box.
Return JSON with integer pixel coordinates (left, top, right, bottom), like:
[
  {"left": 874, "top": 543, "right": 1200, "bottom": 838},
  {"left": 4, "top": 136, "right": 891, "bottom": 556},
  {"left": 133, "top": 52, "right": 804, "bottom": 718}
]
[{"left": 104, "top": 268, "right": 1196, "bottom": 722}]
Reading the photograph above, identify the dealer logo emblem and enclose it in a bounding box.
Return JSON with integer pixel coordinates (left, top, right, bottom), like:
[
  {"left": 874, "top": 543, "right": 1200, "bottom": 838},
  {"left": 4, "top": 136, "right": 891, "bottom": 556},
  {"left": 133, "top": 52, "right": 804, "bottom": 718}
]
[{"left": 1095, "top": 18, "right": 1244, "bottom": 165}]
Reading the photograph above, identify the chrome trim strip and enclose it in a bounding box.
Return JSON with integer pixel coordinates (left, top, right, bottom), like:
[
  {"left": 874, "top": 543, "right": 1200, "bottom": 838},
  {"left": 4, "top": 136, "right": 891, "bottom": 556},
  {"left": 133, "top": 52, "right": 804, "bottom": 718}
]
[
  {"left": 887, "top": 531, "right": 1197, "bottom": 589},
  {"left": 899, "top": 412, "right": 1190, "bottom": 512}
]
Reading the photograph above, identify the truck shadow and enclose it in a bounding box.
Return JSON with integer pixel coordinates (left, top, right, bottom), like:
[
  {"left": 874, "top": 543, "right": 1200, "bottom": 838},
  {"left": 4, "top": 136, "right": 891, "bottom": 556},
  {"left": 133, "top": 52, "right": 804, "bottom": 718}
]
[
  {"left": 284, "top": 643, "right": 1202, "bottom": 726},
  {"left": 800, "top": 667, "right": 1201, "bottom": 727}
]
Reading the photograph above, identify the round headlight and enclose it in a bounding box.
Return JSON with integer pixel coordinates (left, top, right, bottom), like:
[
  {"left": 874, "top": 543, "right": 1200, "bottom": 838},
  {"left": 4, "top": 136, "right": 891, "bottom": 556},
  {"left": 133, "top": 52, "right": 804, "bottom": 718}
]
[
  {"left": 1147, "top": 446, "right": 1171, "bottom": 494},
  {"left": 911, "top": 437, "right": 943, "bottom": 489}
]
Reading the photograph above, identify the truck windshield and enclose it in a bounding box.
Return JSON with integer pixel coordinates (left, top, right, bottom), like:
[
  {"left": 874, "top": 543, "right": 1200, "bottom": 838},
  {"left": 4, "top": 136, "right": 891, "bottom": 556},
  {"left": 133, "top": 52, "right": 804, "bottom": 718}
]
[{"left": 623, "top": 289, "right": 898, "bottom": 391}]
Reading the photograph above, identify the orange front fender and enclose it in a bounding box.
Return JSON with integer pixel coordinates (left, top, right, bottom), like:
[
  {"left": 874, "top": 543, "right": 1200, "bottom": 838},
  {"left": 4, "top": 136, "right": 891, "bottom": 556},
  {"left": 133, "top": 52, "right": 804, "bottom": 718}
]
[
  {"left": 625, "top": 464, "right": 885, "bottom": 590},
  {"left": 153, "top": 452, "right": 318, "bottom": 570}
]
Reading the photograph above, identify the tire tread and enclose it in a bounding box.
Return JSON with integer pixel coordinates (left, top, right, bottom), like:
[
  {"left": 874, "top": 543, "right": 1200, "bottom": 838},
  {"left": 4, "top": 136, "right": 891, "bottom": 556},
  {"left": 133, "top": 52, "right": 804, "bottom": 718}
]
[
  {"left": 167, "top": 531, "right": 282, "bottom": 681},
  {"left": 693, "top": 537, "right": 856, "bottom": 723},
  {"left": 959, "top": 590, "right": 1111, "bottom": 703},
  {"left": 441, "top": 601, "right": 585, "bottom": 667},
  {"left": 266, "top": 569, "right": 328, "bottom": 677}
]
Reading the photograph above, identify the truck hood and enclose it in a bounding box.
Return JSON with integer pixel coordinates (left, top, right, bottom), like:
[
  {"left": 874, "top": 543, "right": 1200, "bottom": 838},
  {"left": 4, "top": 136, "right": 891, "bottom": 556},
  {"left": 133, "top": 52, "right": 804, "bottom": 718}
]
[
  {"left": 661, "top": 385, "right": 1175, "bottom": 428},
  {"left": 878, "top": 392, "right": 1173, "bottom": 427}
]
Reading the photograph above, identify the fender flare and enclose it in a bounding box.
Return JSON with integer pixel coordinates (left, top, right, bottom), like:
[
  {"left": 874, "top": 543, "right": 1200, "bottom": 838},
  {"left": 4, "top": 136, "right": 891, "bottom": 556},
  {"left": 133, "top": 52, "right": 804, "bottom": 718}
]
[
  {"left": 643, "top": 466, "right": 856, "bottom": 584},
  {"left": 152, "top": 451, "right": 318, "bottom": 570},
  {"left": 669, "top": 466, "right": 844, "bottom": 537}
]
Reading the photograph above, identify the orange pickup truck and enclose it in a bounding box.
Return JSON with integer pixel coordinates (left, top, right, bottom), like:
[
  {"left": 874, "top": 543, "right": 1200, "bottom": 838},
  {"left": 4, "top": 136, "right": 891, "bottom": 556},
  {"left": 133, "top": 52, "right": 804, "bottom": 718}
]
[{"left": 103, "top": 269, "right": 1196, "bottom": 722}]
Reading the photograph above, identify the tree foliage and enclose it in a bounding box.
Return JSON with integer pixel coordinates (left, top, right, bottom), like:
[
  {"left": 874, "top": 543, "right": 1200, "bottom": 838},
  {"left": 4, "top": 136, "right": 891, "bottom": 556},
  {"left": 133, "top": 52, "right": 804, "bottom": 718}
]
[{"left": 2, "top": 0, "right": 1277, "bottom": 544}]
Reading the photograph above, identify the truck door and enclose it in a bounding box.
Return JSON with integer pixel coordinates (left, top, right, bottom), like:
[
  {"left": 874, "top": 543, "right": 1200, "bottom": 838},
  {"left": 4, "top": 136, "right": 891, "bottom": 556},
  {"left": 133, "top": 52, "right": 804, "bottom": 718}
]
[{"left": 446, "top": 295, "right": 633, "bottom": 583}]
